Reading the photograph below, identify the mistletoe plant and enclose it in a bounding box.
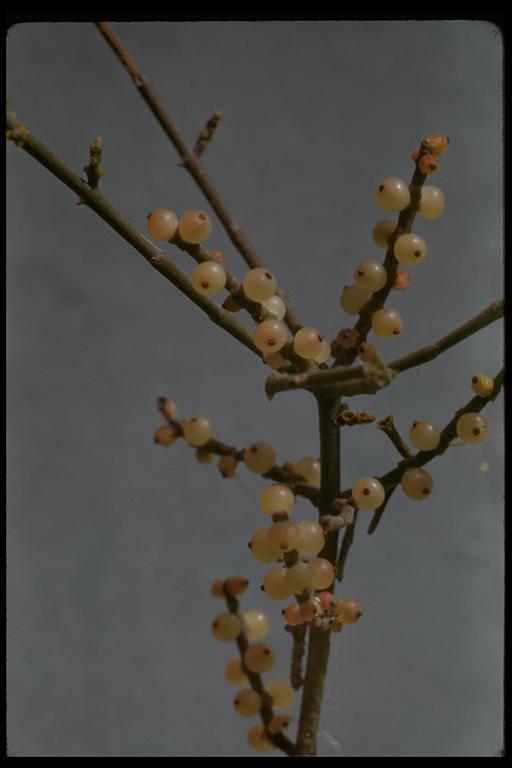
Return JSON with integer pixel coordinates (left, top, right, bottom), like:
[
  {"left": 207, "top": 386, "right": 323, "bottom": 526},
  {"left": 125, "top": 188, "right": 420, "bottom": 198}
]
[{"left": 6, "top": 21, "right": 503, "bottom": 758}]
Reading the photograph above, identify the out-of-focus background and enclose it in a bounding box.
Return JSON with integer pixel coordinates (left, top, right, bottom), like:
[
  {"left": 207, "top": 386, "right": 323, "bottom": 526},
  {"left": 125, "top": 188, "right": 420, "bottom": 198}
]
[{"left": 6, "top": 20, "right": 503, "bottom": 757}]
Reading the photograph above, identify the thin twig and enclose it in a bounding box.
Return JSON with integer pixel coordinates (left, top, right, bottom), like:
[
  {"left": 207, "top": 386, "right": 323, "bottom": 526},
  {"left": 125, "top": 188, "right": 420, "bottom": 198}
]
[
  {"left": 375, "top": 415, "right": 413, "bottom": 458},
  {"left": 6, "top": 110, "right": 263, "bottom": 359},
  {"left": 95, "top": 21, "right": 302, "bottom": 334},
  {"left": 335, "top": 509, "right": 359, "bottom": 582}
]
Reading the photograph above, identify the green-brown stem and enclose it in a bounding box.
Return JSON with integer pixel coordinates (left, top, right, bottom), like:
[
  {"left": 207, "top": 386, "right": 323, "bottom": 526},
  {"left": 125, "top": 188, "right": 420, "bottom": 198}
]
[{"left": 295, "top": 395, "right": 340, "bottom": 756}]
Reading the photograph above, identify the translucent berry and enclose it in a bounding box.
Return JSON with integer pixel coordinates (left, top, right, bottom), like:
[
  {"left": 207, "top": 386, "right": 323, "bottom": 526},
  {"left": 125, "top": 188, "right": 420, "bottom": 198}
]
[
  {"left": 191, "top": 261, "right": 227, "bottom": 296},
  {"left": 178, "top": 209, "right": 212, "bottom": 244},
  {"left": 352, "top": 476, "right": 385, "bottom": 510},
  {"left": 313, "top": 338, "right": 332, "bottom": 364},
  {"left": 248, "top": 724, "right": 273, "bottom": 752},
  {"left": 394, "top": 234, "right": 427, "bottom": 265},
  {"left": 354, "top": 260, "right": 387, "bottom": 292},
  {"left": 263, "top": 568, "right": 293, "bottom": 600},
  {"left": 242, "top": 268, "right": 277, "bottom": 302},
  {"left": 294, "top": 457, "right": 321, "bottom": 486},
  {"left": 211, "top": 613, "right": 242, "bottom": 642},
  {"left": 340, "top": 284, "right": 372, "bottom": 315},
  {"left": 267, "top": 521, "right": 299, "bottom": 553},
  {"left": 210, "top": 579, "right": 225, "bottom": 598},
  {"left": 284, "top": 562, "right": 315, "bottom": 593},
  {"left": 259, "top": 484, "right": 295, "bottom": 517},
  {"left": 371, "top": 308, "right": 403, "bottom": 339},
  {"left": 266, "top": 679, "right": 295, "bottom": 709},
  {"left": 456, "top": 412, "right": 488, "bottom": 444},
  {"left": 249, "top": 529, "right": 279, "bottom": 563},
  {"left": 147, "top": 208, "right": 178, "bottom": 240},
  {"left": 336, "top": 598, "right": 363, "bottom": 624},
  {"left": 376, "top": 177, "right": 411, "bottom": 212},
  {"left": 153, "top": 425, "right": 177, "bottom": 446},
  {"left": 471, "top": 374, "right": 494, "bottom": 398},
  {"left": 409, "top": 421, "right": 441, "bottom": 451},
  {"left": 244, "top": 442, "right": 276, "bottom": 474},
  {"left": 244, "top": 643, "right": 276, "bottom": 673},
  {"left": 183, "top": 415, "right": 214, "bottom": 446},
  {"left": 262, "top": 294, "right": 286, "bottom": 320},
  {"left": 225, "top": 658, "right": 248, "bottom": 685},
  {"left": 401, "top": 467, "right": 434, "bottom": 500},
  {"left": 242, "top": 609, "right": 270, "bottom": 641},
  {"left": 419, "top": 185, "right": 445, "bottom": 219},
  {"left": 295, "top": 520, "right": 325, "bottom": 557},
  {"left": 268, "top": 715, "right": 292, "bottom": 735},
  {"left": 393, "top": 267, "right": 410, "bottom": 291},
  {"left": 225, "top": 576, "right": 249, "bottom": 597},
  {"left": 293, "top": 327, "right": 326, "bottom": 360},
  {"left": 234, "top": 689, "right": 262, "bottom": 717},
  {"left": 316, "top": 591, "right": 336, "bottom": 611},
  {"left": 309, "top": 558, "right": 335, "bottom": 590},
  {"left": 282, "top": 602, "right": 303, "bottom": 626},
  {"left": 372, "top": 219, "right": 396, "bottom": 248},
  {"left": 253, "top": 320, "right": 288, "bottom": 353},
  {"left": 218, "top": 454, "right": 238, "bottom": 478}
]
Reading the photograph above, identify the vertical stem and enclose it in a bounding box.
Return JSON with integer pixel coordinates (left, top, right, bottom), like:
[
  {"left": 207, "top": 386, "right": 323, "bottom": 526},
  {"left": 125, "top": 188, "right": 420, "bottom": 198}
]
[{"left": 295, "top": 395, "right": 341, "bottom": 756}]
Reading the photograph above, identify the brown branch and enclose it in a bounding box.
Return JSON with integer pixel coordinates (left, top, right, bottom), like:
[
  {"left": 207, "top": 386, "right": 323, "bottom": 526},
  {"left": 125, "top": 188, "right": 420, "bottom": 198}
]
[
  {"left": 6, "top": 110, "right": 262, "bottom": 359},
  {"left": 285, "top": 624, "right": 307, "bottom": 690},
  {"left": 95, "top": 21, "right": 302, "bottom": 335},
  {"left": 222, "top": 588, "right": 295, "bottom": 756},
  {"left": 155, "top": 398, "right": 320, "bottom": 504},
  {"left": 335, "top": 509, "right": 359, "bottom": 582},
  {"left": 366, "top": 367, "right": 504, "bottom": 533},
  {"left": 375, "top": 415, "right": 413, "bottom": 458},
  {"left": 388, "top": 299, "right": 504, "bottom": 374},
  {"left": 193, "top": 110, "right": 223, "bottom": 157}
]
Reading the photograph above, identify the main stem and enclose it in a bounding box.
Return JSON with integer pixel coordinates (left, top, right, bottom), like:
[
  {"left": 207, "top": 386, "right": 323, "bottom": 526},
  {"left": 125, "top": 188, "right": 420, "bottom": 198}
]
[{"left": 295, "top": 395, "right": 341, "bottom": 756}]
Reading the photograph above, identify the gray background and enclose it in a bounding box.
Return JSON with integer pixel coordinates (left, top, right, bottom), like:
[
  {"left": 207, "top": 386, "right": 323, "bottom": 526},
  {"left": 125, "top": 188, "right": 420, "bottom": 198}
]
[{"left": 6, "top": 20, "right": 503, "bottom": 757}]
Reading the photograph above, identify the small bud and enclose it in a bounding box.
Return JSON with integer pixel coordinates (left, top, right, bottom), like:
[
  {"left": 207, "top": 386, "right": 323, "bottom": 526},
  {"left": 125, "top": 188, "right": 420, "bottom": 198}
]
[
  {"left": 157, "top": 397, "right": 180, "bottom": 421},
  {"left": 153, "top": 425, "right": 177, "bottom": 446},
  {"left": 393, "top": 268, "right": 410, "bottom": 291},
  {"left": 208, "top": 249, "right": 225, "bottom": 263},
  {"left": 263, "top": 351, "right": 290, "bottom": 370},
  {"left": 419, "top": 153, "right": 439, "bottom": 174},
  {"left": 336, "top": 598, "right": 363, "bottom": 624},
  {"left": 218, "top": 454, "right": 238, "bottom": 478},
  {"left": 225, "top": 576, "right": 249, "bottom": 597},
  {"left": 316, "top": 591, "right": 336, "bottom": 611},
  {"left": 330, "top": 619, "right": 344, "bottom": 633},
  {"left": 195, "top": 447, "right": 215, "bottom": 463},
  {"left": 320, "top": 515, "right": 346, "bottom": 532},
  {"left": 210, "top": 579, "right": 225, "bottom": 598},
  {"left": 424, "top": 133, "right": 449, "bottom": 156},
  {"left": 358, "top": 342, "right": 379, "bottom": 363},
  {"left": 336, "top": 327, "right": 360, "bottom": 350},
  {"left": 222, "top": 295, "right": 242, "bottom": 312},
  {"left": 267, "top": 715, "right": 292, "bottom": 735}
]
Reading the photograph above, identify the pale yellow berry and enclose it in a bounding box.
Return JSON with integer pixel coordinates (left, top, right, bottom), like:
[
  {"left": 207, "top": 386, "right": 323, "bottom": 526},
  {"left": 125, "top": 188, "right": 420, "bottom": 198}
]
[
  {"left": 249, "top": 529, "right": 279, "bottom": 563},
  {"left": 372, "top": 219, "right": 396, "bottom": 248},
  {"left": 308, "top": 558, "right": 334, "bottom": 590},
  {"left": 336, "top": 598, "right": 363, "bottom": 624},
  {"left": 225, "top": 658, "right": 248, "bottom": 685},
  {"left": 178, "top": 209, "right": 212, "bottom": 244},
  {"left": 183, "top": 416, "right": 214, "bottom": 447},
  {"left": 191, "top": 261, "right": 227, "bottom": 296},
  {"left": 244, "top": 643, "right": 276, "bottom": 673},
  {"left": 153, "top": 425, "right": 177, "bottom": 446},
  {"left": 295, "top": 521, "right": 325, "bottom": 557},
  {"left": 340, "top": 284, "right": 372, "bottom": 315},
  {"left": 243, "top": 268, "right": 277, "bottom": 302},
  {"left": 233, "top": 689, "right": 262, "bottom": 717},
  {"left": 244, "top": 442, "right": 276, "bottom": 474},
  {"left": 400, "top": 467, "right": 433, "bottom": 500},
  {"left": 263, "top": 567, "right": 293, "bottom": 600},
  {"left": 147, "top": 208, "right": 178, "bottom": 240},
  {"left": 259, "top": 484, "right": 295, "bottom": 517},
  {"left": 282, "top": 602, "right": 303, "bottom": 626},
  {"left": 294, "top": 457, "right": 321, "bottom": 486},
  {"left": 419, "top": 185, "right": 445, "bottom": 219},
  {"left": 456, "top": 412, "right": 488, "bottom": 444},
  {"left": 394, "top": 234, "right": 427, "bottom": 265},
  {"left": 313, "top": 338, "right": 332, "bottom": 364},
  {"left": 248, "top": 724, "right": 273, "bottom": 752},
  {"left": 352, "top": 476, "right": 385, "bottom": 510},
  {"left": 266, "top": 678, "right": 295, "bottom": 709},
  {"left": 293, "top": 327, "right": 326, "bottom": 360},
  {"left": 371, "top": 308, "right": 403, "bottom": 339},
  {"left": 471, "top": 374, "right": 494, "bottom": 397},
  {"left": 268, "top": 715, "right": 292, "bottom": 735},
  {"left": 267, "top": 521, "right": 299, "bottom": 553},
  {"left": 376, "top": 177, "right": 411, "bottom": 212},
  {"left": 353, "top": 260, "right": 387, "bottom": 292},
  {"left": 242, "top": 609, "right": 270, "bottom": 642},
  {"left": 211, "top": 613, "right": 242, "bottom": 642},
  {"left": 284, "top": 562, "right": 315, "bottom": 593},
  {"left": 261, "top": 294, "right": 286, "bottom": 320},
  {"left": 409, "top": 421, "right": 441, "bottom": 451},
  {"left": 253, "top": 320, "right": 288, "bottom": 353}
]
